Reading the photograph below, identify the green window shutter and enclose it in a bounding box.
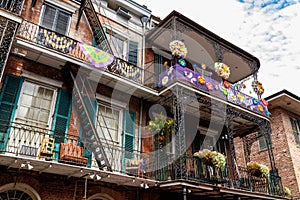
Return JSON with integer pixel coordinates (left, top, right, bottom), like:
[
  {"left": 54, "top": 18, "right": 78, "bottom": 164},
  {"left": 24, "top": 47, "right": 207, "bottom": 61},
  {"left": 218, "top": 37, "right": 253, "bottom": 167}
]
[
  {"left": 128, "top": 40, "right": 138, "bottom": 66},
  {"left": 123, "top": 110, "right": 136, "bottom": 159},
  {"left": 290, "top": 117, "right": 300, "bottom": 145},
  {"left": 0, "top": 74, "right": 23, "bottom": 150},
  {"left": 52, "top": 89, "right": 72, "bottom": 144}
]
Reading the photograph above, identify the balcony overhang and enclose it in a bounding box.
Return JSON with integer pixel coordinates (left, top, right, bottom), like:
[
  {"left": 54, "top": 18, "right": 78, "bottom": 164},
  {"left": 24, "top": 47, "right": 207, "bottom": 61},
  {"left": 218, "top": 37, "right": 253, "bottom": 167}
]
[
  {"left": 146, "top": 10, "right": 260, "bottom": 83},
  {"left": 12, "top": 39, "right": 88, "bottom": 70},
  {"left": 0, "top": 154, "right": 156, "bottom": 188},
  {"left": 0, "top": 9, "right": 22, "bottom": 23}
]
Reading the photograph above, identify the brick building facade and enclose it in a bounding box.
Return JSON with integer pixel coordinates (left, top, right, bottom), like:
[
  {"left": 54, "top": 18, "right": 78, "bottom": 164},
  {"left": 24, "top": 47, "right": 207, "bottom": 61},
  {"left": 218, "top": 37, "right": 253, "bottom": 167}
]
[{"left": 0, "top": 0, "right": 290, "bottom": 199}]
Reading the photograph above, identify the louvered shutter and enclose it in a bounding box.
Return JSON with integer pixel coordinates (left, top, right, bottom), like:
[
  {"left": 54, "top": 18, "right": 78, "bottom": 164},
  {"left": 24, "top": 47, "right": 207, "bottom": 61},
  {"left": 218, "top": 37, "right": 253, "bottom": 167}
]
[
  {"left": 128, "top": 40, "right": 138, "bottom": 66},
  {"left": 0, "top": 74, "right": 23, "bottom": 151},
  {"left": 52, "top": 89, "right": 71, "bottom": 160},
  {"left": 123, "top": 110, "right": 135, "bottom": 159}
]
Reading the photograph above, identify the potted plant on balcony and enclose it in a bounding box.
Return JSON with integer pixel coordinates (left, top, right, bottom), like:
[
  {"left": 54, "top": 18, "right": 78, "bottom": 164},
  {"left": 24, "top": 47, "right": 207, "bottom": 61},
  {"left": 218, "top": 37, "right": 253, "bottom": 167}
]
[
  {"left": 193, "top": 149, "right": 226, "bottom": 170},
  {"left": 284, "top": 186, "right": 291, "bottom": 197},
  {"left": 247, "top": 161, "right": 270, "bottom": 178},
  {"left": 147, "top": 113, "right": 174, "bottom": 144}
]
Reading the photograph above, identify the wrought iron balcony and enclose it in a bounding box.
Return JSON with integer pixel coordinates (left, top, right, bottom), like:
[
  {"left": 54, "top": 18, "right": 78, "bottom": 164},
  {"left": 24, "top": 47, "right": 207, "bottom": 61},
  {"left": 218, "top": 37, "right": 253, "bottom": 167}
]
[
  {"left": 157, "top": 64, "right": 270, "bottom": 117},
  {"left": 0, "top": 121, "right": 284, "bottom": 197},
  {"left": 15, "top": 20, "right": 155, "bottom": 87},
  {"left": 0, "top": 0, "right": 24, "bottom": 15}
]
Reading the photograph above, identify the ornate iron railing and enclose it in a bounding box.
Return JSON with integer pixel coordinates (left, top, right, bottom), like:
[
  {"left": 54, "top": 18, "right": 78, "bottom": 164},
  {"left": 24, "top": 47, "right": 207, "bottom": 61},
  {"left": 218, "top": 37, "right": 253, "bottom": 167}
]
[
  {"left": 0, "top": 0, "right": 25, "bottom": 15},
  {"left": 0, "top": 120, "right": 284, "bottom": 196},
  {"left": 15, "top": 20, "right": 156, "bottom": 86}
]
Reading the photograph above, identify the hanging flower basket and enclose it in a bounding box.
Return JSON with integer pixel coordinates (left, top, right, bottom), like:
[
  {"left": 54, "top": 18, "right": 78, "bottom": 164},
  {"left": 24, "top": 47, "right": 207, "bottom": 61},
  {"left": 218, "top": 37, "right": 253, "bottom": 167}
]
[
  {"left": 169, "top": 40, "right": 188, "bottom": 59},
  {"left": 193, "top": 149, "right": 226, "bottom": 170},
  {"left": 247, "top": 161, "right": 270, "bottom": 178},
  {"left": 214, "top": 62, "right": 230, "bottom": 80}
]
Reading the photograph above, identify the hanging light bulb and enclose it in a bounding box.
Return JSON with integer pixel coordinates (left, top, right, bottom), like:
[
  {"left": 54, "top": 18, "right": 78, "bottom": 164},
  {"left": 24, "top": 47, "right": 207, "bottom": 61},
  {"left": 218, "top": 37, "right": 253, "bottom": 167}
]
[
  {"left": 27, "top": 164, "right": 34, "bottom": 170},
  {"left": 90, "top": 174, "right": 95, "bottom": 179},
  {"left": 96, "top": 175, "right": 101, "bottom": 181}
]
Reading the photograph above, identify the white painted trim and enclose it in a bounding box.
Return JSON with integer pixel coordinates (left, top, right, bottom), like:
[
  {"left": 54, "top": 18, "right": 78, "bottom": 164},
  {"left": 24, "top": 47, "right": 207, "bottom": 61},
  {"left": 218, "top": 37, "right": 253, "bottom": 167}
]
[
  {"left": 0, "top": 10, "right": 22, "bottom": 23},
  {"left": 267, "top": 93, "right": 300, "bottom": 104},
  {"left": 22, "top": 70, "right": 63, "bottom": 88},
  {"left": 96, "top": 93, "right": 127, "bottom": 108},
  {"left": 0, "top": 183, "right": 41, "bottom": 200}
]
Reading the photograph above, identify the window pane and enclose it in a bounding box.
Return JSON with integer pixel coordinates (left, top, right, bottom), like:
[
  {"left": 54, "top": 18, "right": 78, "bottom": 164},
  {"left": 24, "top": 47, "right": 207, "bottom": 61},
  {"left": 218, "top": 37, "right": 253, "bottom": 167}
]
[
  {"left": 56, "top": 11, "right": 69, "bottom": 35},
  {"left": 16, "top": 82, "right": 55, "bottom": 127},
  {"left": 97, "top": 104, "right": 120, "bottom": 144},
  {"left": 41, "top": 5, "right": 55, "bottom": 30}
]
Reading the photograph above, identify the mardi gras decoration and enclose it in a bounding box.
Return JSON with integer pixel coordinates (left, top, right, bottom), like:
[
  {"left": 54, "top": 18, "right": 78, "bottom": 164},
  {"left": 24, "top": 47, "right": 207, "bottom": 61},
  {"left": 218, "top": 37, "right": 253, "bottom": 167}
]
[
  {"left": 169, "top": 40, "right": 187, "bottom": 58},
  {"left": 251, "top": 80, "right": 264, "bottom": 96},
  {"left": 38, "top": 27, "right": 77, "bottom": 54},
  {"left": 79, "top": 42, "right": 114, "bottom": 68},
  {"left": 214, "top": 62, "right": 230, "bottom": 80}
]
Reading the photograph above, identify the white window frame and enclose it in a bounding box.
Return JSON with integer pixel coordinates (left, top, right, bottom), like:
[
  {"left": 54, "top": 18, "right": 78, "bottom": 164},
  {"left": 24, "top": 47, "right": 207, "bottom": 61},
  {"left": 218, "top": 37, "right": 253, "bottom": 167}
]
[
  {"left": 39, "top": 3, "right": 72, "bottom": 35},
  {"left": 290, "top": 117, "right": 300, "bottom": 145},
  {"left": 14, "top": 79, "right": 58, "bottom": 129}
]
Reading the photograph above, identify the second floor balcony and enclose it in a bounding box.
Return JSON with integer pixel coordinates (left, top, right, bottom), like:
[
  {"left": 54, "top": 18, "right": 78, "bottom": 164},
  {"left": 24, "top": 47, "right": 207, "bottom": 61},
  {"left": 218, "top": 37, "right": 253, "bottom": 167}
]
[{"left": 13, "top": 17, "right": 270, "bottom": 118}]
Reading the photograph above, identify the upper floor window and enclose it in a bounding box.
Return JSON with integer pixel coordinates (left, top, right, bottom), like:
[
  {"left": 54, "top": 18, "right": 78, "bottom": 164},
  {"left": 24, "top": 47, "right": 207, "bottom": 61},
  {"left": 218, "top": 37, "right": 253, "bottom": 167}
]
[
  {"left": 257, "top": 132, "right": 267, "bottom": 151},
  {"left": 40, "top": 4, "right": 71, "bottom": 35},
  {"left": 105, "top": 29, "right": 138, "bottom": 66},
  {"left": 290, "top": 117, "right": 300, "bottom": 145}
]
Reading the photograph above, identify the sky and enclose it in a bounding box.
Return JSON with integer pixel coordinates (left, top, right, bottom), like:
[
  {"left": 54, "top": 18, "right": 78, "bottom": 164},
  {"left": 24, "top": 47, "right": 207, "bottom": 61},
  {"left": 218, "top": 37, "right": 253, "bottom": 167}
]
[{"left": 135, "top": 0, "right": 300, "bottom": 98}]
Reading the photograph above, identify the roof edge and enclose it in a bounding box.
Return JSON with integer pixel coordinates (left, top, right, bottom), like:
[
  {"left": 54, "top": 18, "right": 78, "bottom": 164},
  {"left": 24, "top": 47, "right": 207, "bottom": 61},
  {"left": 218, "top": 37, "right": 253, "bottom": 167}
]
[{"left": 265, "top": 89, "right": 300, "bottom": 102}]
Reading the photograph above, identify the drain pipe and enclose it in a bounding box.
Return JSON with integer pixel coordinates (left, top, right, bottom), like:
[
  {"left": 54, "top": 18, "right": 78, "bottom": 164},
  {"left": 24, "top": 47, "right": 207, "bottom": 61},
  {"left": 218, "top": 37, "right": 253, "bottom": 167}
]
[
  {"left": 140, "top": 16, "right": 149, "bottom": 85},
  {"left": 138, "top": 97, "right": 143, "bottom": 157}
]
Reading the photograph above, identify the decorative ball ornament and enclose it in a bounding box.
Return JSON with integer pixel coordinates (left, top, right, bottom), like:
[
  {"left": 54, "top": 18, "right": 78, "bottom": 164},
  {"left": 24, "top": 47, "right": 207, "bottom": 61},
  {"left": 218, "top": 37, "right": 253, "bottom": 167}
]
[
  {"left": 178, "top": 58, "right": 187, "bottom": 67},
  {"left": 252, "top": 80, "right": 265, "bottom": 95},
  {"left": 198, "top": 76, "right": 205, "bottom": 85},
  {"left": 252, "top": 98, "right": 258, "bottom": 105},
  {"left": 206, "top": 82, "right": 214, "bottom": 91},
  {"left": 258, "top": 104, "right": 264, "bottom": 112},
  {"left": 223, "top": 81, "right": 230, "bottom": 89},
  {"left": 262, "top": 99, "right": 268, "bottom": 106},
  {"left": 214, "top": 62, "right": 230, "bottom": 80}
]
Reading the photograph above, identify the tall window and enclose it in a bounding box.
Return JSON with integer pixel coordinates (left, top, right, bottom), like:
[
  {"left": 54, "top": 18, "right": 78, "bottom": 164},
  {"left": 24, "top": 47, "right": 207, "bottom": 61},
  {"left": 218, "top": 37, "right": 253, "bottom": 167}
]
[
  {"left": 40, "top": 4, "right": 71, "bottom": 35},
  {"left": 257, "top": 132, "right": 267, "bottom": 151},
  {"left": 154, "top": 53, "right": 169, "bottom": 87},
  {"left": 105, "top": 29, "right": 139, "bottom": 65},
  {"left": 290, "top": 117, "right": 300, "bottom": 145},
  {"left": 96, "top": 103, "right": 121, "bottom": 145},
  {"left": 105, "top": 29, "right": 126, "bottom": 59},
  {"left": 15, "top": 81, "right": 56, "bottom": 129}
]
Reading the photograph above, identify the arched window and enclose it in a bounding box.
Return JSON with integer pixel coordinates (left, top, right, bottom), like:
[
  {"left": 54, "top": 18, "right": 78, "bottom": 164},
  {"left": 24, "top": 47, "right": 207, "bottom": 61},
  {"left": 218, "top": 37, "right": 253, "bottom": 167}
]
[
  {"left": 0, "top": 183, "right": 41, "bottom": 200},
  {"left": 88, "top": 193, "right": 114, "bottom": 200}
]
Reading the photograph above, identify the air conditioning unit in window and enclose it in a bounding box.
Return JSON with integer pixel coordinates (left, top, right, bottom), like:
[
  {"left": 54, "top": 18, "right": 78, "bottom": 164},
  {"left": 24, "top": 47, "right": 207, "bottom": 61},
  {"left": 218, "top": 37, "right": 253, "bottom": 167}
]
[{"left": 117, "top": 7, "right": 131, "bottom": 20}]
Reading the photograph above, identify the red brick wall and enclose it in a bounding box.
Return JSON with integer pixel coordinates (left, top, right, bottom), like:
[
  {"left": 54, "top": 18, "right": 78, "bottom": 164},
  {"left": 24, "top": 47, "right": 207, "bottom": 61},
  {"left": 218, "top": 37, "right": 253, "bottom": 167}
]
[
  {"left": 270, "top": 107, "right": 300, "bottom": 198},
  {"left": 0, "top": 169, "right": 159, "bottom": 200},
  {"left": 234, "top": 106, "right": 300, "bottom": 198}
]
